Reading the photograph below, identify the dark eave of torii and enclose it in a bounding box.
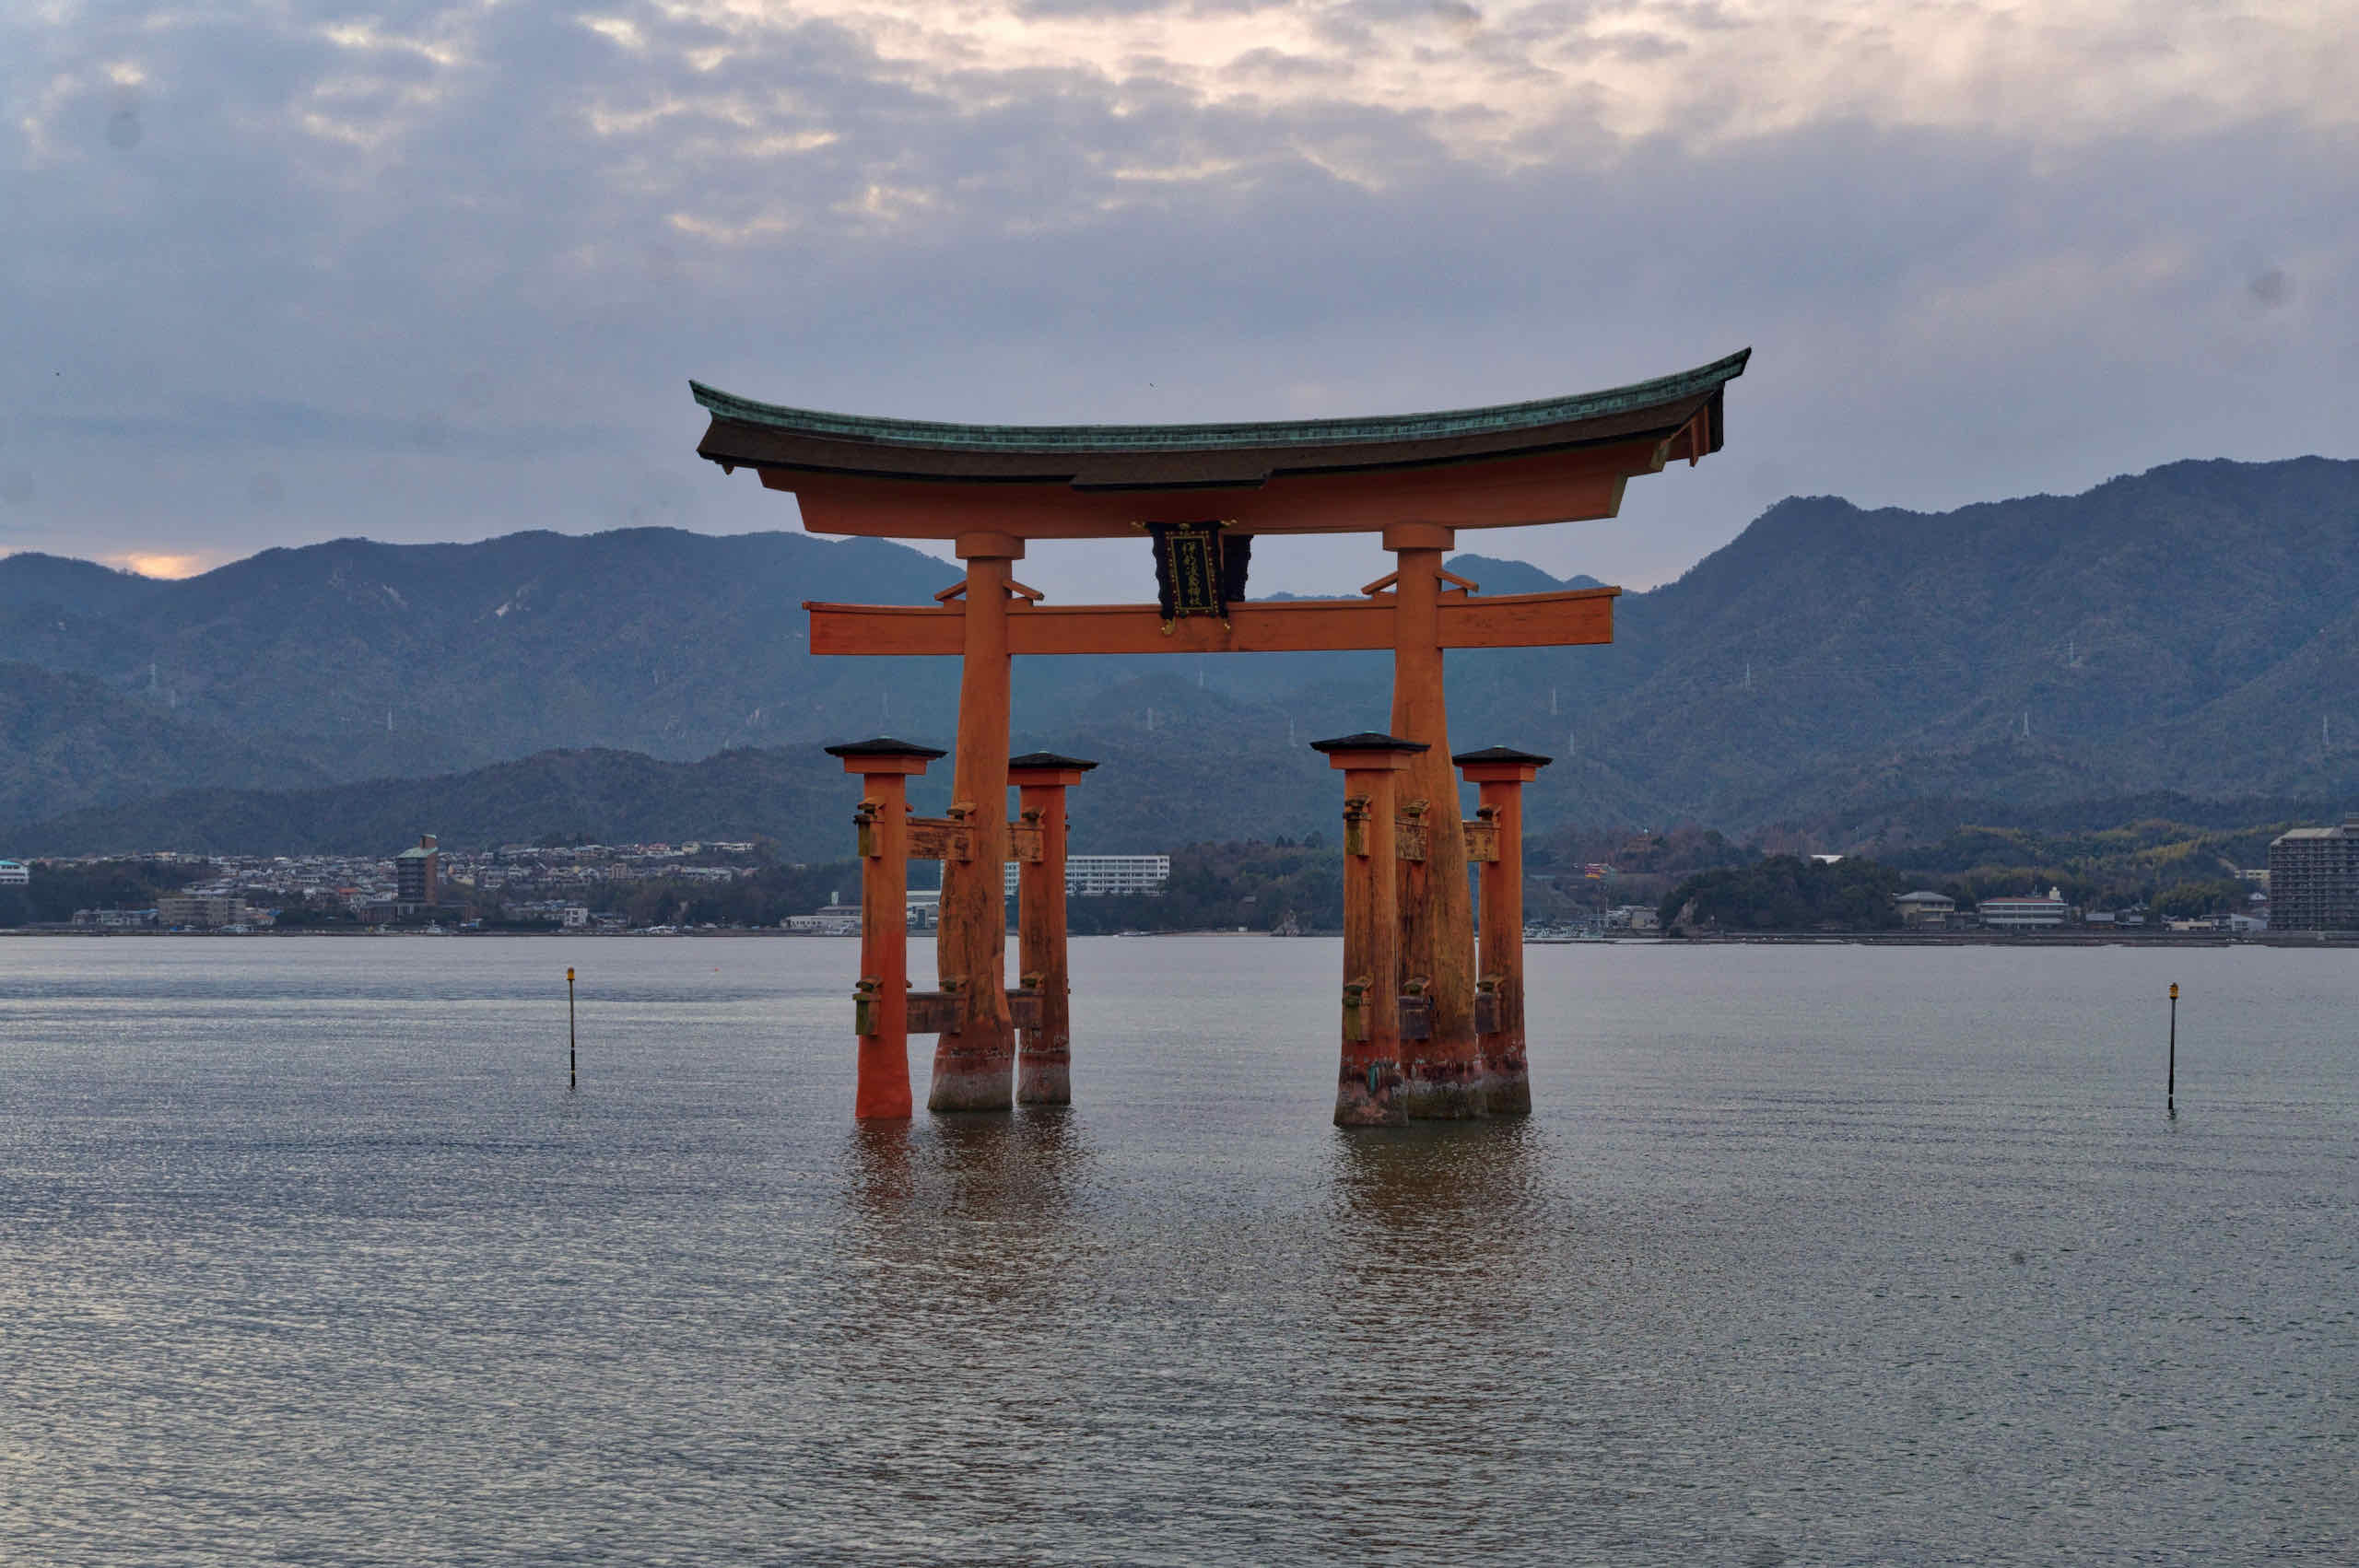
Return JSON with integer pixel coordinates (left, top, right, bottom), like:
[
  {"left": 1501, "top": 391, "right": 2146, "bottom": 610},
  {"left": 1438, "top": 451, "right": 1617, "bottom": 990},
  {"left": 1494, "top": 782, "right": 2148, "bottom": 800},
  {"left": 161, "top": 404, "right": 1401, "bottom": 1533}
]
[{"left": 689, "top": 348, "right": 1748, "bottom": 540}]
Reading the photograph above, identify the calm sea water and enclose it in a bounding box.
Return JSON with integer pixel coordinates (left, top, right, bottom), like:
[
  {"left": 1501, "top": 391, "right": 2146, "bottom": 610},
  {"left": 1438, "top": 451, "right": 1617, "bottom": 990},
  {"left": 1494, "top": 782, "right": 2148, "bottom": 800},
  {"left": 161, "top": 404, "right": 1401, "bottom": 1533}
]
[{"left": 0, "top": 935, "right": 2352, "bottom": 1565}]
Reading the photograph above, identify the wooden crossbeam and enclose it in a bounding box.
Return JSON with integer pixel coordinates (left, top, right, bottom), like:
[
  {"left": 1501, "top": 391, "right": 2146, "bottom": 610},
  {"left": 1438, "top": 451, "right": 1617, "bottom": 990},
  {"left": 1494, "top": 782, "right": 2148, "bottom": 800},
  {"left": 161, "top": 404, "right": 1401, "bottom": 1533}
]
[
  {"left": 902, "top": 988, "right": 1043, "bottom": 1036},
  {"left": 1401, "top": 989, "right": 1505, "bottom": 1041},
  {"left": 906, "top": 818, "right": 971, "bottom": 863},
  {"left": 898, "top": 818, "right": 1043, "bottom": 863},
  {"left": 805, "top": 585, "right": 1616, "bottom": 658}
]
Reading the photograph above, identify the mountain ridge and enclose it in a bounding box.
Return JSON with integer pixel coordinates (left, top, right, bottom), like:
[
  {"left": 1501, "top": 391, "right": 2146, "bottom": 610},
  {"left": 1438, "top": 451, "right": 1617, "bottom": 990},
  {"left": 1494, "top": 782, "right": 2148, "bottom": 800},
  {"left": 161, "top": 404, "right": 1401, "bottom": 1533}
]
[{"left": 5, "top": 454, "right": 2355, "bottom": 847}]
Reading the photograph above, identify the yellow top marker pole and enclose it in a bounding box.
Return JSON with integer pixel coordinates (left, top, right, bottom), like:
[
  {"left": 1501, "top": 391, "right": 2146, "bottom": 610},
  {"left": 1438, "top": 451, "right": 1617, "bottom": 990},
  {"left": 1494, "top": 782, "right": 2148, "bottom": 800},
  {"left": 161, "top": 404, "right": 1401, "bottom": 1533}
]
[
  {"left": 568, "top": 967, "right": 578, "bottom": 1092},
  {"left": 2166, "top": 982, "right": 2177, "bottom": 1117}
]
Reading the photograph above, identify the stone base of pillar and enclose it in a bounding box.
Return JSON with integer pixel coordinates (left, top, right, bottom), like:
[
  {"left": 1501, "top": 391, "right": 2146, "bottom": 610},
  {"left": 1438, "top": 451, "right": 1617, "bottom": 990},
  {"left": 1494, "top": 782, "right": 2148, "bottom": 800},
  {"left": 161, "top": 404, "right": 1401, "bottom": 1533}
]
[
  {"left": 1334, "top": 1063, "right": 1408, "bottom": 1127},
  {"left": 1401, "top": 1059, "right": 1486, "bottom": 1119},
  {"left": 1474, "top": 1045, "right": 1532, "bottom": 1117},
  {"left": 1015, "top": 1042, "right": 1070, "bottom": 1106},
  {"left": 928, "top": 1030, "right": 1015, "bottom": 1112}
]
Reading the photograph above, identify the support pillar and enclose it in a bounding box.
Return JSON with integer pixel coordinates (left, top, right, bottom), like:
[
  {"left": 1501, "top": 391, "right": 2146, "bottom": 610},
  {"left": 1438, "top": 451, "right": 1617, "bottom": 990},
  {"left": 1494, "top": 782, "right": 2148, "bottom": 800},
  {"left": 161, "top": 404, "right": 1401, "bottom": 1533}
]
[
  {"left": 1010, "top": 751, "right": 1097, "bottom": 1105},
  {"left": 1456, "top": 745, "right": 1551, "bottom": 1116},
  {"left": 930, "top": 533, "right": 1021, "bottom": 1113},
  {"left": 1382, "top": 523, "right": 1482, "bottom": 1118},
  {"left": 825, "top": 737, "right": 946, "bottom": 1120},
  {"left": 1313, "top": 732, "right": 1426, "bottom": 1127}
]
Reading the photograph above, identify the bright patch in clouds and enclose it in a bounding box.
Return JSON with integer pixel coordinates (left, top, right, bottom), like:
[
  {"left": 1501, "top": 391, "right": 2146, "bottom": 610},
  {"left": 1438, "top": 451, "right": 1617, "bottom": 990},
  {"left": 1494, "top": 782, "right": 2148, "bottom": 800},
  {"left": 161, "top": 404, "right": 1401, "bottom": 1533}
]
[{"left": 108, "top": 553, "right": 214, "bottom": 580}]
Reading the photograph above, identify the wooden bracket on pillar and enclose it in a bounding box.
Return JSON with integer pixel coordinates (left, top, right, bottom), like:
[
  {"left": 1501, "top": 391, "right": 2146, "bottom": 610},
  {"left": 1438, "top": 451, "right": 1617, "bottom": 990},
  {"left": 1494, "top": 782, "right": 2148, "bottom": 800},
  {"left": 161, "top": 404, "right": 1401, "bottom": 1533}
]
[
  {"left": 1394, "top": 799, "right": 1430, "bottom": 862},
  {"left": 1341, "top": 977, "right": 1373, "bottom": 1042},
  {"left": 1007, "top": 820, "right": 1044, "bottom": 863},
  {"left": 1461, "top": 814, "right": 1501, "bottom": 862},
  {"left": 1342, "top": 794, "right": 1373, "bottom": 857},
  {"left": 1399, "top": 973, "right": 1435, "bottom": 1041}
]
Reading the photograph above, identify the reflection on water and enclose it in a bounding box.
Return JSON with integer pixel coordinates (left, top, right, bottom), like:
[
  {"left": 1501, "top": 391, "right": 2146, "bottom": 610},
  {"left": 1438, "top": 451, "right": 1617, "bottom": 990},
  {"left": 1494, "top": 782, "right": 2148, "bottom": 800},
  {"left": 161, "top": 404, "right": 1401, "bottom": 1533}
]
[{"left": 0, "top": 937, "right": 2352, "bottom": 1565}]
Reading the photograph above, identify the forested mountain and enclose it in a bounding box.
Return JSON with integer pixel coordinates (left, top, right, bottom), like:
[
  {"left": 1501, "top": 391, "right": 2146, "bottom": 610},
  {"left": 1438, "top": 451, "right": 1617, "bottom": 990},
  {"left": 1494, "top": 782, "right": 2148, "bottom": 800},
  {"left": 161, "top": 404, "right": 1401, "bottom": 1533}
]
[
  {"left": 0, "top": 661, "right": 329, "bottom": 825},
  {"left": 10, "top": 747, "right": 851, "bottom": 859},
  {"left": 6, "top": 736, "right": 1330, "bottom": 859},
  {"left": 4, "top": 455, "right": 2355, "bottom": 849}
]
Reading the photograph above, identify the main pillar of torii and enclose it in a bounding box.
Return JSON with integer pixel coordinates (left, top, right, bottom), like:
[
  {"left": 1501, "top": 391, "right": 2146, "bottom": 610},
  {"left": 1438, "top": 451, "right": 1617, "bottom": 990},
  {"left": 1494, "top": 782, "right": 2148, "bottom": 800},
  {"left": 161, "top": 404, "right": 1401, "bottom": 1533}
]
[{"left": 690, "top": 350, "right": 1746, "bottom": 1117}]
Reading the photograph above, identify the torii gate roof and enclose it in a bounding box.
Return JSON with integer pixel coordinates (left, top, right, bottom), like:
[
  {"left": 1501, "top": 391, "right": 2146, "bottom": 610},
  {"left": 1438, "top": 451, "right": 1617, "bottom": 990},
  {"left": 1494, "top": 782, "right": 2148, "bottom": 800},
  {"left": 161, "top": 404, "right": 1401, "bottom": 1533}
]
[{"left": 690, "top": 348, "right": 1747, "bottom": 540}]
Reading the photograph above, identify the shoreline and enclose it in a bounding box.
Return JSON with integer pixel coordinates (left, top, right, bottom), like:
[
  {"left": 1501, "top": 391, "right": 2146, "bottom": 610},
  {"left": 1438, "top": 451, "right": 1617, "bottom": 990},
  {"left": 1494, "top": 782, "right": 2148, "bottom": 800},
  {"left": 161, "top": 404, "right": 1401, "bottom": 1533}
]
[{"left": 3, "top": 926, "right": 2353, "bottom": 948}]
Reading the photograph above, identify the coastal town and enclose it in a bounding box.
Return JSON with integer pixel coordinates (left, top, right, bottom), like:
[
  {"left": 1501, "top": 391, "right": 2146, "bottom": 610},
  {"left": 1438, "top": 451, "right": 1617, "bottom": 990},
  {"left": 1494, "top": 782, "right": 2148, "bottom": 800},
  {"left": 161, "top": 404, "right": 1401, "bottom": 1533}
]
[{"left": 4, "top": 810, "right": 2353, "bottom": 941}]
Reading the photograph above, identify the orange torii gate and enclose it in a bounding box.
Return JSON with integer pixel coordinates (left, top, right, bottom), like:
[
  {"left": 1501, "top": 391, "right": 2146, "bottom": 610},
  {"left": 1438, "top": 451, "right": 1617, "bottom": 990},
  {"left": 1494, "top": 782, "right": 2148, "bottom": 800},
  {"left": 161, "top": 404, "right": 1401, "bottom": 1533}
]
[{"left": 692, "top": 349, "right": 1747, "bottom": 1124}]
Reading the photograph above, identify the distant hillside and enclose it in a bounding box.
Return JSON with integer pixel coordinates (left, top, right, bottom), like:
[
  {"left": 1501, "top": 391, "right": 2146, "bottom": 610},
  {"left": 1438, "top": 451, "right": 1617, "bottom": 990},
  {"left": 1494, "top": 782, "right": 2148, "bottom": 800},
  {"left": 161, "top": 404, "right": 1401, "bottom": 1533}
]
[
  {"left": 0, "top": 661, "right": 327, "bottom": 825},
  {"left": 0, "top": 529, "right": 966, "bottom": 787},
  {"left": 6, "top": 456, "right": 2359, "bottom": 848},
  {"left": 1439, "top": 457, "right": 2359, "bottom": 828},
  {"left": 0, "top": 553, "right": 164, "bottom": 615},
  {"left": 9, "top": 747, "right": 853, "bottom": 859},
  {"left": 6, "top": 731, "right": 1329, "bottom": 859}
]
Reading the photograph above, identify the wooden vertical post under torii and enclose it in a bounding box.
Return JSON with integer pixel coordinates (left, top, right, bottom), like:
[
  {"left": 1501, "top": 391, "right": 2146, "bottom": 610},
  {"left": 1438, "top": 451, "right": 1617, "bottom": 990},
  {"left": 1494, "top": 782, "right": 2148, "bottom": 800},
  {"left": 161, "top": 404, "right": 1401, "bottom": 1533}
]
[
  {"left": 1380, "top": 523, "right": 1482, "bottom": 1118},
  {"left": 1315, "top": 733, "right": 1427, "bottom": 1128},
  {"left": 826, "top": 736, "right": 945, "bottom": 1120},
  {"left": 1010, "top": 751, "right": 1096, "bottom": 1106},
  {"left": 930, "top": 534, "right": 1022, "bottom": 1113},
  {"left": 1456, "top": 745, "right": 1552, "bottom": 1116}
]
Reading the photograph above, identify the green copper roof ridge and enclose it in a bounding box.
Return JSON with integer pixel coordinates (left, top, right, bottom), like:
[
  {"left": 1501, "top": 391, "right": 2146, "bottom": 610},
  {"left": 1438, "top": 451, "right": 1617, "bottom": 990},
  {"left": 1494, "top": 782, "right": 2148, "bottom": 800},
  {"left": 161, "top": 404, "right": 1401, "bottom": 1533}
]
[{"left": 690, "top": 348, "right": 1747, "bottom": 454}]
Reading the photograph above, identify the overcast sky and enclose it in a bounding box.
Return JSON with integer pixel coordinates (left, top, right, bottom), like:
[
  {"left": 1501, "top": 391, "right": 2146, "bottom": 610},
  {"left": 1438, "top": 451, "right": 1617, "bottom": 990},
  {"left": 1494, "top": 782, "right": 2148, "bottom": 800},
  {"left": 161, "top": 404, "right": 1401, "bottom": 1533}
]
[{"left": 5, "top": 0, "right": 2353, "bottom": 599}]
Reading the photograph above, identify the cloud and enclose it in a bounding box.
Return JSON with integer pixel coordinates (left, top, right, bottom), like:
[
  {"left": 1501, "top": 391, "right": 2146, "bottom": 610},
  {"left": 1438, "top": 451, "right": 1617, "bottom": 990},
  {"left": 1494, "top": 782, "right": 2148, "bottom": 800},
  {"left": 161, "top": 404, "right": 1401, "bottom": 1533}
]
[{"left": 0, "top": 0, "right": 2353, "bottom": 599}]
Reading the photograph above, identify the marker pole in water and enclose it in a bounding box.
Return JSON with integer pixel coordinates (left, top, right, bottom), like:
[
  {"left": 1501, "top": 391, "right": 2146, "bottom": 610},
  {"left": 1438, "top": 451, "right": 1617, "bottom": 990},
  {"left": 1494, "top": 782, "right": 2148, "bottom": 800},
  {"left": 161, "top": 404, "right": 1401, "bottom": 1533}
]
[
  {"left": 568, "top": 966, "right": 578, "bottom": 1092},
  {"left": 2166, "top": 981, "right": 2177, "bottom": 1117}
]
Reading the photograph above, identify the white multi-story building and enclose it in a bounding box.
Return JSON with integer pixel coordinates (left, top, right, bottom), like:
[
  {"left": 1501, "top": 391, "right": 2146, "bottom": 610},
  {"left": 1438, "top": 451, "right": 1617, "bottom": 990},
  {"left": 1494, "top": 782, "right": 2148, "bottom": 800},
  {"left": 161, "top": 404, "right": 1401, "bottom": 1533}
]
[
  {"left": 1978, "top": 886, "right": 2070, "bottom": 928},
  {"left": 1003, "top": 855, "right": 1171, "bottom": 898},
  {"left": 0, "top": 860, "right": 28, "bottom": 886}
]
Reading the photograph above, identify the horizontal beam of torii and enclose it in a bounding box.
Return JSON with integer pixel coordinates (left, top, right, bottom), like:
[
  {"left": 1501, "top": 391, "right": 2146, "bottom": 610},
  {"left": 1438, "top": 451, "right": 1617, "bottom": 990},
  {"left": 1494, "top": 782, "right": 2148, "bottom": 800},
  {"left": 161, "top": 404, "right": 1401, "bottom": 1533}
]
[{"left": 804, "top": 584, "right": 1617, "bottom": 657}]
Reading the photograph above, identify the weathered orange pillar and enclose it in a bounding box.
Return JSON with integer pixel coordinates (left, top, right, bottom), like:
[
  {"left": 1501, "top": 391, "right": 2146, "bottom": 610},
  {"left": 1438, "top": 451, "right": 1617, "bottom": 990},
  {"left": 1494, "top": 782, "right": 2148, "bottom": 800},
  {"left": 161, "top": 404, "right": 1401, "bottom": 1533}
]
[
  {"left": 930, "top": 534, "right": 1020, "bottom": 1113},
  {"left": 1010, "top": 751, "right": 1095, "bottom": 1106},
  {"left": 1315, "top": 733, "right": 1425, "bottom": 1127},
  {"left": 826, "top": 736, "right": 945, "bottom": 1119},
  {"left": 1383, "top": 523, "right": 1482, "bottom": 1119},
  {"left": 1456, "top": 745, "right": 1550, "bottom": 1117}
]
